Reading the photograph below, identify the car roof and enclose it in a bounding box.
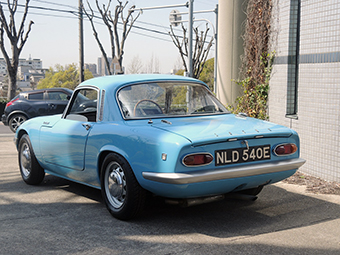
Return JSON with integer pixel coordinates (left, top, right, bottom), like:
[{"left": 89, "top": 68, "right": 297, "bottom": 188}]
[
  {"left": 20, "top": 87, "right": 73, "bottom": 94},
  {"left": 77, "top": 74, "right": 206, "bottom": 91}
]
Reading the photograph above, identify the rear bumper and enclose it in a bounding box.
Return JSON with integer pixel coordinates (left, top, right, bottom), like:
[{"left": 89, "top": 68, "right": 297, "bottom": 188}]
[
  {"left": 1, "top": 114, "right": 8, "bottom": 125},
  {"left": 142, "top": 158, "right": 306, "bottom": 185}
]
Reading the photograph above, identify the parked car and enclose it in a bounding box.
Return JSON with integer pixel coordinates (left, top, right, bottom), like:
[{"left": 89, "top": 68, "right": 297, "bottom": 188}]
[
  {"left": 15, "top": 74, "right": 305, "bottom": 220},
  {"left": 2, "top": 88, "right": 72, "bottom": 132}
]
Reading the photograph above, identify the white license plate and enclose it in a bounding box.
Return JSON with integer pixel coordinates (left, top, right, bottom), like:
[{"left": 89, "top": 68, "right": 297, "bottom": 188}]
[{"left": 215, "top": 145, "right": 271, "bottom": 166}]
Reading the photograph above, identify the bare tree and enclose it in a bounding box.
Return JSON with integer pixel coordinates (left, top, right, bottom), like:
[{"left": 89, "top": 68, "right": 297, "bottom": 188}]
[
  {"left": 145, "top": 53, "right": 160, "bottom": 74},
  {"left": 126, "top": 55, "right": 143, "bottom": 74},
  {"left": 84, "top": 0, "right": 139, "bottom": 75},
  {"left": 169, "top": 23, "right": 213, "bottom": 79},
  {"left": 0, "top": 0, "right": 34, "bottom": 100}
]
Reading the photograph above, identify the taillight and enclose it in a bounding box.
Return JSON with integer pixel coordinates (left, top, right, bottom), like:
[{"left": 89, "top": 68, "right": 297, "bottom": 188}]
[
  {"left": 183, "top": 153, "right": 213, "bottom": 167},
  {"left": 274, "top": 143, "right": 297, "bottom": 156},
  {"left": 6, "top": 97, "right": 19, "bottom": 107}
]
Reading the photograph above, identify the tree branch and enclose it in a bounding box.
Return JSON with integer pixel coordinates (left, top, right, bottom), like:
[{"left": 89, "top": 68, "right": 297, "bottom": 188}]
[
  {"left": 0, "top": 3, "right": 13, "bottom": 42},
  {"left": 84, "top": 0, "right": 112, "bottom": 74},
  {"left": 18, "top": 20, "right": 33, "bottom": 55},
  {"left": 0, "top": 24, "right": 10, "bottom": 67},
  {"left": 96, "top": 0, "right": 115, "bottom": 73},
  {"left": 169, "top": 25, "right": 188, "bottom": 72},
  {"left": 17, "top": 0, "right": 30, "bottom": 41}
]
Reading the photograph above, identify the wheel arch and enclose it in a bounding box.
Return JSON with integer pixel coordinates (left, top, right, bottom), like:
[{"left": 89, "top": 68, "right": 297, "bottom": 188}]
[
  {"left": 97, "top": 148, "right": 132, "bottom": 181},
  {"left": 16, "top": 129, "right": 28, "bottom": 149},
  {"left": 8, "top": 111, "right": 29, "bottom": 121}
]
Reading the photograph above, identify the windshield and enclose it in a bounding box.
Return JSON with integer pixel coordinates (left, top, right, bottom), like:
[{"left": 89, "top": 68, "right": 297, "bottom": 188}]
[{"left": 117, "top": 82, "right": 229, "bottom": 119}]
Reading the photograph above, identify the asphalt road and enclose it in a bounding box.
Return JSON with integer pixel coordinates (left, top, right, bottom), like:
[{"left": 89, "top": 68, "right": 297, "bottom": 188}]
[
  {"left": 1, "top": 134, "right": 340, "bottom": 254},
  {"left": 0, "top": 122, "right": 12, "bottom": 136}
]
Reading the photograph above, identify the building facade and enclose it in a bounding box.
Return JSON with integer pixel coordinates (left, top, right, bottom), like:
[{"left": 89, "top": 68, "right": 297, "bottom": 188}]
[
  {"left": 269, "top": 0, "right": 340, "bottom": 182},
  {"left": 85, "top": 63, "right": 97, "bottom": 76},
  {"left": 0, "top": 57, "right": 45, "bottom": 90},
  {"left": 97, "top": 56, "right": 122, "bottom": 76}
]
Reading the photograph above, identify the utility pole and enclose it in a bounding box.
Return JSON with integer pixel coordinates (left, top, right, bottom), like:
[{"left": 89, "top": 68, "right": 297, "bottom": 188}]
[
  {"left": 79, "top": 0, "right": 84, "bottom": 83},
  {"left": 188, "top": 0, "right": 193, "bottom": 77},
  {"left": 214, "top": 4, "right": 218, "bottom": 94}
]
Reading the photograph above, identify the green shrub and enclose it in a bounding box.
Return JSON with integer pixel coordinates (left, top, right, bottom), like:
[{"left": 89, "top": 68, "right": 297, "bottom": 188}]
[{"left": 229, "top": 52, "right": 274, "bottom": 120}]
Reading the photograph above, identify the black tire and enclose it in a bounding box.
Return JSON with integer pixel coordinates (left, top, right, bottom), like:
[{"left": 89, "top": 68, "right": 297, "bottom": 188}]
[
  {"left": 18, "top": 134, "right": 45, "bottom": 185},
  {"left": 101, "top": 153, "right": 146, "bottom": 220},
  {"left": 238, "top": 185, "right": 264, "bottom": 196},
  {"left": 9, "top": 114, "right": 27, "bottom": 133}
]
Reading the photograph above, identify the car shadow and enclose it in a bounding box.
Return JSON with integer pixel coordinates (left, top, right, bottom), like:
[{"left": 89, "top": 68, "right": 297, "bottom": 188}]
[
  {"left": 2, "top": 174, "right": 340, "bottom": 254},
  {"left": 136, "top": 184, "right": 340, "bottom": 238},
  {"left": 6, "top": 173, "right": 340, "bottom": 240},
  {"left": 29, "top": 174, "right": 340, "bottom": 238}
]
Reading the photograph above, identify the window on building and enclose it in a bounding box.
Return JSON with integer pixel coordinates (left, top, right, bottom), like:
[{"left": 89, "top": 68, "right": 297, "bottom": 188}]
[{"left": 286, "top": 0, "right": 301, "bottom": 119}]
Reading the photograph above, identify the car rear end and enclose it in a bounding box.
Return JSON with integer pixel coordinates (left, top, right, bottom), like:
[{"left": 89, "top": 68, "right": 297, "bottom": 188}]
[
  {"left": 141, "top": 115, "right": 305, "bottom": 199},
  {"left": 1, "top": 95, "right": 20, "bottom": 126}
]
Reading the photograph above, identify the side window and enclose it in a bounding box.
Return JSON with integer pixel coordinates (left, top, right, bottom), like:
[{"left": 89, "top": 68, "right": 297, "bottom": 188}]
[
  {"left": 47, "top": 91, "right": 69, "bottom": 101},
  {"left": 66, "top": 88, "right": 98, "bottom": 122},
  {"left": 28, "top": 92, "right": 44, "bottom": 100}
]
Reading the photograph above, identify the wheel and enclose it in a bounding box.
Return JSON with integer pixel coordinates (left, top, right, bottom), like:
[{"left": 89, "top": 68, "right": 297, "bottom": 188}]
[
  {"left": 18, "top": 134, "right": 45, "bottom": 185},
  {"left": 133, "top": 99, "right": 163, "bottom": 116},
  {"left": 237, "top": 185, "right": 264, "bottom": 196},
  {"left": 9, "top": 114, "right": 27, "bottom": 132},
  {"left": 101, "top": 153, "right": 146, "bottom": 220}
]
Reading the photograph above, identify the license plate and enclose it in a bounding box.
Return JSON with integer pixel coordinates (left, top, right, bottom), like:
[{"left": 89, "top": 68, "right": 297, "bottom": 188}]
[{"left": 215, "top": 144, "right": 271, "bottom": 166}]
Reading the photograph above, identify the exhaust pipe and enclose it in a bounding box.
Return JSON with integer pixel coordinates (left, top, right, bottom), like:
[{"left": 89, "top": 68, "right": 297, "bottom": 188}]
[
  {"left": 165, "top": 194, "right": 225, "bottom": 207},
  {"left": 226, "top": 193, "right": 258, "bottom": 201}
]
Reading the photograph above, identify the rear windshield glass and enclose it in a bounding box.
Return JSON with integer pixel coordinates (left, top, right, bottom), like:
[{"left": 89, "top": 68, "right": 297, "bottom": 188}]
[
  {"left": 117, "top": 82, "right": 229, "bottom": 119},
  {"left": 28, "top": 92, "right": 44, "bottom": 100}
]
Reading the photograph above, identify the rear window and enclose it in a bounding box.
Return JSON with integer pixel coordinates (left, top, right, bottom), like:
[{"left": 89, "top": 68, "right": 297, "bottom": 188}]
[
  {"left": 117, "top": 82, "right": 229, "bottom": 119},
  {"left": 28, "top": 92, "right": 44, "bottom": 100}
]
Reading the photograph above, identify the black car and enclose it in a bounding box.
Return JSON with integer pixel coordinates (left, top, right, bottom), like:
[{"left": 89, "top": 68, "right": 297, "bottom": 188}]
[{"left": 1, "top": 88, "right": 72, "bottom": 132}]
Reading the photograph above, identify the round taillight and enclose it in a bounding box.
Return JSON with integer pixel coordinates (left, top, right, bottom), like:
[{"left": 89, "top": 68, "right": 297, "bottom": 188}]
[
  {"left": 183, "top": 153, "right": 213, "bottom": 167},
  {"left": 274, "top": 143, "right": 297, "bottom": 156}
]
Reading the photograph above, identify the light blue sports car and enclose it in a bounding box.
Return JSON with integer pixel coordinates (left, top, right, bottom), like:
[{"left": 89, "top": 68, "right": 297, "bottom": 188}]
[{"left": 15, "top": 74, "right": 305, "bottom": 220}]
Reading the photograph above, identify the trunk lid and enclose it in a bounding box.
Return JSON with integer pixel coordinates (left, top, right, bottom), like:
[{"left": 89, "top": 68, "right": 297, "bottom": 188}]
[{"left": 151, "top": 114, "right": 293, "bottom": 146}]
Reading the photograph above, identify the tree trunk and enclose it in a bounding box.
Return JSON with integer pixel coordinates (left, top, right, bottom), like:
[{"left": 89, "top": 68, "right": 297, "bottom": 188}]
[
  {"left": 7, "top": 67, "right": 17, "bottom": 100},
  {"left": 0, "top": 0, "right": 34, "bottom": 100}
]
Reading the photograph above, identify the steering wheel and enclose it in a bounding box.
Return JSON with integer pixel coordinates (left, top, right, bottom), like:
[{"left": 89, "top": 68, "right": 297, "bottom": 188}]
[{"left": 133, "top": 99, "right": 164, "bottom": 116}]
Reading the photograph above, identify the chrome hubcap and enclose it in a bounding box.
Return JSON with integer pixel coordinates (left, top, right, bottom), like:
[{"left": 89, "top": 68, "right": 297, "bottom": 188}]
[
  {"left": 105, "top": 162, "right": 126, "bottom": 209},
  {"left": 20, "top": 144, "right": 31, "bottom": 177}
]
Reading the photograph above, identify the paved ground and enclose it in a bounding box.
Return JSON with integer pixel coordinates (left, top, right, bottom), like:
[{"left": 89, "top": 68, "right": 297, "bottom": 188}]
[
  {"left": 1, "top": 133, "right": 340, "bottom": 254},
  {"left": 0, "top": 122, "right": 12, "bottom": 136}
]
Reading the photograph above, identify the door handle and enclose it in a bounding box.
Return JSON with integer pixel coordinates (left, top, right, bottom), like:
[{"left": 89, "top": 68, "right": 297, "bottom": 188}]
[
  {"left": 82, "top": 123, "right": 92, "bottom": 131},
  {"left": 48, "top": 103, "right": 56, "bottom": 109}
]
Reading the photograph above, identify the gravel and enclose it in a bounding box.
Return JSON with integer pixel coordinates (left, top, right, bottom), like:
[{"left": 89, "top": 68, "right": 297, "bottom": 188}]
[{"left": 283, "top": 171, "right": 340, "bottom": 195}]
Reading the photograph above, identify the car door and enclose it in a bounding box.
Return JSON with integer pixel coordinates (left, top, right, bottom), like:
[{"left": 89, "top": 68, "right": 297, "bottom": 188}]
[
  {"left": 40, "top": 87, "right": 99, "bottom": 171},
  {"left": 45, "top": 90, "right": 70, "bottom": 115},
  {"left": 25, "top": 91, "right": 49, "bottom": 117}
]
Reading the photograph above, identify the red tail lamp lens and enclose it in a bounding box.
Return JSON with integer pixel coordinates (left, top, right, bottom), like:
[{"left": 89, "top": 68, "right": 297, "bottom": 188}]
[
  {"left": 183, "top": 153, "right": 213, "bottom": 166},
  {"left": 6, "top": 97, "right": 19, "bottom": 107},
  {"left": 274, "top": 144, "right": 297, "bottom": 156}
]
